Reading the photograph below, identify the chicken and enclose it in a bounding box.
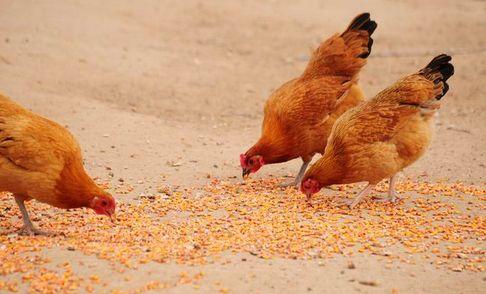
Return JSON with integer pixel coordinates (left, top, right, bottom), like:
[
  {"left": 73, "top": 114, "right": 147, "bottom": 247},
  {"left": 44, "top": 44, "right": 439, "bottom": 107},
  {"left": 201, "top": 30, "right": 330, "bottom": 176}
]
[
  {"left": 240, "top": 13, "right": 377, "bottom": 187},
  {"left": 301, "top": 54, "right": 454, "bottom": 208},
  {"left": 0, "top": 93, "right": 115, "bottom": 235}
]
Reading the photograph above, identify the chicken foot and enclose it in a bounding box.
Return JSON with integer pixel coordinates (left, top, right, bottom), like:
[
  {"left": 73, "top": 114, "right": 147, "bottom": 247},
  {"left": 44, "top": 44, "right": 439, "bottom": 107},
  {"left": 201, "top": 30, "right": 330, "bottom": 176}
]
[
  {"left": 279, "top": 158, "right": 311, "bottom": 188},
  {"left": 15, "top": 197, "right": 50, "bottom": 236},
  {"left": 373, "top": 174, "right": 401, "bottom": 203}
]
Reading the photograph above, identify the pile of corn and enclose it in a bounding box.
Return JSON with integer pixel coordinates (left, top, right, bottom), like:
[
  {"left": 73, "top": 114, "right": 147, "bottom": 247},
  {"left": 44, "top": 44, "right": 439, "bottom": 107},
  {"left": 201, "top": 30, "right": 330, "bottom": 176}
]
[{"left": 0, "top": 178, "right": 484, "bottom": 292}]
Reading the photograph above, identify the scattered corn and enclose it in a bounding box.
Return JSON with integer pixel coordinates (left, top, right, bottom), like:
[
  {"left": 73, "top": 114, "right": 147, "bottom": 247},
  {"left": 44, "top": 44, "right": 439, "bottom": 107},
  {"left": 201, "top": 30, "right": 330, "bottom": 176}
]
[{"left": 0, "top": 178, "right": 484, "bottom": 292}]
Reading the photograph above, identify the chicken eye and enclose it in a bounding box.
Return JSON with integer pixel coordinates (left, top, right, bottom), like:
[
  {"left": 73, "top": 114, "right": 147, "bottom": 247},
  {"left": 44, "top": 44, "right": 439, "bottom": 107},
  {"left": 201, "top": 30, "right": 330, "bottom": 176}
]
[
  {"left": 248, "top": 159, "right": 254, "bottom": 165},
  {"left": 101, "top": 200, "right": 108, "bottom": 206},
  {"left": 303, "top": 181, "right": 312, "bottom": 189}
]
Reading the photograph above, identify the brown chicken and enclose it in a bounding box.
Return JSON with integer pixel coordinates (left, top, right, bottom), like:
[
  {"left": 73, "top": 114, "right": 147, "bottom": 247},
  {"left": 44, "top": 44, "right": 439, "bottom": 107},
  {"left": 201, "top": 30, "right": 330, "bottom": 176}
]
[
  {"left": 0, "top": 93, "right": 115, "bottom": 235},
  {"left": 240, "top": 13, "right": 377, "bottom": 186},
  {"left": 301, "top": 54, "right": 454, "bottom": 208}
]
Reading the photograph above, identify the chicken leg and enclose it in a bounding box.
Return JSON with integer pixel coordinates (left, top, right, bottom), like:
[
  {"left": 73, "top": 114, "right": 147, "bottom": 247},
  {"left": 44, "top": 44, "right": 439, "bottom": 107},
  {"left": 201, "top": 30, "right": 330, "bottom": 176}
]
[
  {"left": 279, "top": 157, "right": 312, "bottom": 188},
  {"left": 388, "top": 174, "right": 400, "bottom": 202},
  {"left": 373, "top": 174, "right": 401, "bottom": 203},
  {"left": 344, "top": 183, "right": 375, "bottom": 209},
  {"left": 14, "top": 196, "right": 49, "bottom": 236}
]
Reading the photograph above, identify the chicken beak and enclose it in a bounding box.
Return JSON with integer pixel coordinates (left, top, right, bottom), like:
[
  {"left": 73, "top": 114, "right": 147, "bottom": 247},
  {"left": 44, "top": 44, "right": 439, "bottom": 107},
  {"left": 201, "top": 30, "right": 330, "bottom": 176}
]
[
  {"left": 305, "top": 193, "right": 313, "bottom": 207},
  {"left": 109, "top": 212, "right": 116, "bottom": 224},
  {"left": 242, "top": 169, "right": 250, "bottom": 178}
]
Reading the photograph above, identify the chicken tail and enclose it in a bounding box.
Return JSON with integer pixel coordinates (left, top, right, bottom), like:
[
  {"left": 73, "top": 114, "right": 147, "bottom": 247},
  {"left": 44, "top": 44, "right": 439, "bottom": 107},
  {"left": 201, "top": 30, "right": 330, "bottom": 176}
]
[
  {"left": 419, "top": 54, "right": 454, "bottom": 100},
  {"left": 342, "top": 12, "right": 377, "bottom": 58},
  {"left": 302, "top": 13, "right": 377, "bottom": 79}
]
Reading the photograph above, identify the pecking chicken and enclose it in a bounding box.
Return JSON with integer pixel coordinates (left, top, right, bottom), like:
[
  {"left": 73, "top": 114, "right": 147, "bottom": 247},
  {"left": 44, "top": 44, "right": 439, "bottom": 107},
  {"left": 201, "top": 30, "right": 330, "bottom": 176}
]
[
  {"left": 0, "top": 93, "right": 115, "bottom": 235},
  {"left": 301, "top": 54, "right": 454, "bottom": 208},
  {"left": 240, "top": 13, "right": 377, "bottom": 187}
]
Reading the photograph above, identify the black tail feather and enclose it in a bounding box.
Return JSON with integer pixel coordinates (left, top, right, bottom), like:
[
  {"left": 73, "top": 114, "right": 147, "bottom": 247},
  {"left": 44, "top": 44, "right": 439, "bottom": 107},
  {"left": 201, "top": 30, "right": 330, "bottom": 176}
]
[
  {"left": 346, "top": 13, "right": 377, "bottom": 59},
  {"left": 347, "top": 13, "right": 371, "bottom": 31},
  {"left": 442, "top": 83, "right": 450, "bottom": 96},
  {"left": 421, "top": 54, "right": 454, "bottom": 99}
]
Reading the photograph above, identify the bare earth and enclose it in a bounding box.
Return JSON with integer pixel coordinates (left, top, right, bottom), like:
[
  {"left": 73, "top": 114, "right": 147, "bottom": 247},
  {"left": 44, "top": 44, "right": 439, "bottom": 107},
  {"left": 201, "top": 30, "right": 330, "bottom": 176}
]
[{"left": 0, "top": 0, "right": 485, "bottom": 293}]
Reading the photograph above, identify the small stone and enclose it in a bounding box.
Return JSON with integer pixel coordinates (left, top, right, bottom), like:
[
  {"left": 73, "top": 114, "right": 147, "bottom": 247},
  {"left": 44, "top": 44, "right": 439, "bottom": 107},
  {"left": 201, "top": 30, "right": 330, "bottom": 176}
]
[
  {"left": 451, "top": 265, "right": 464, "bottom": 272},
  {"left": 456, "top": 253, "right": 468, "bottom": 259},
  {"left": 358, "top": 280, "right": 378, "bottom": 287},
  {"left": 167, "top": 160, "right": 183, "bottom": 167}
]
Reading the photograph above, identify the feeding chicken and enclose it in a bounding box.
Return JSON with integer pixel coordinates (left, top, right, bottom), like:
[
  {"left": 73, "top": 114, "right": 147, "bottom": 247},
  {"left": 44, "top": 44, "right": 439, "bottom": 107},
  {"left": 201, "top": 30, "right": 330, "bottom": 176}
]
[
  {"left": 301, "top": 54, "right": 454, "bottom": 208},
  {"left": 240, "top": 13, "right": 377, "bottom": 187},
  {"left": 0, "top": 93, "right": 115, "bottom": 235}
]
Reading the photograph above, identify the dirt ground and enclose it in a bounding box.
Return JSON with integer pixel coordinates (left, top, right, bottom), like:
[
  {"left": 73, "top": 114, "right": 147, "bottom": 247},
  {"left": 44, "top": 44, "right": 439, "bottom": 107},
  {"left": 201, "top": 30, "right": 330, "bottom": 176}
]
[{"left": 0, "top": 0, "right": 485, "bottom": 293}]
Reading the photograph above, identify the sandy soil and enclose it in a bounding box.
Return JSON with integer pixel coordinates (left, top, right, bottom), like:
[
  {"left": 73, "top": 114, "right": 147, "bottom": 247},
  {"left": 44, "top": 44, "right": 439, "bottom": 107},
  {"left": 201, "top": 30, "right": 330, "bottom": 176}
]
[{"left": 0, "top": 0, "right": 485, "bottom": 293}]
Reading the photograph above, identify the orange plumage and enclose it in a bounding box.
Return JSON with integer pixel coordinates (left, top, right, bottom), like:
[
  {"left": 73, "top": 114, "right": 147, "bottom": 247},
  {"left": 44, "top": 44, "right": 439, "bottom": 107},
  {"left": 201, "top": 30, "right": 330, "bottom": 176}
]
[
  {"left": 301, "top": 54, "right": 454, "bottom": 208},
  {"left": 241, "top": 13, "right": 377, "bottom": 186},
  {"left": 0, "top": 93, "right": 115, "bottom": 235}
]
